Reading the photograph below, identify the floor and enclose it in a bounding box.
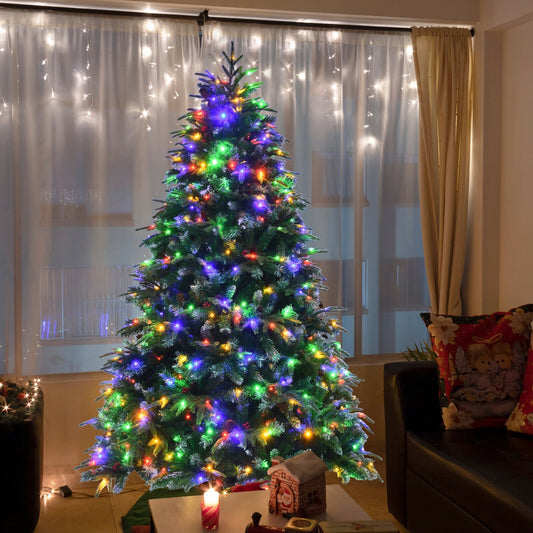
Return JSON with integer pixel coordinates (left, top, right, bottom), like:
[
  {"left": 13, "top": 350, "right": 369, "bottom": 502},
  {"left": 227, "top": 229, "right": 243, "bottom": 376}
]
[{"left": 35, "top": 455, "right": 408, "bottom": 533}]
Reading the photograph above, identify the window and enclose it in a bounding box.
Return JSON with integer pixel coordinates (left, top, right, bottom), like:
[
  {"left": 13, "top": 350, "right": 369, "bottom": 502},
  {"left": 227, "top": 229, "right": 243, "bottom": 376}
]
[{"left": 0, "top": 8, "right": 428, "bottom": 375}]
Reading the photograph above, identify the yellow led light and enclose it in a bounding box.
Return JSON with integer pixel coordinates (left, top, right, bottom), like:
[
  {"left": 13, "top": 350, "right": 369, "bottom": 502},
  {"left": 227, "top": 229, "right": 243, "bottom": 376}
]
[
  {"left": 156, "top": 323, "right": 165, "bottom": 332},
  {"left": 263, "top": 286, "right": 273, "bottom": 294},
  {"left": 245, "top": 466, "right": 252, "bottom": 475},
  {"left": 159, "top": 396, "right": 169, "bottom": 408},
  {"left": 96, "top": 478, "right": 109, "bottom": 494}
]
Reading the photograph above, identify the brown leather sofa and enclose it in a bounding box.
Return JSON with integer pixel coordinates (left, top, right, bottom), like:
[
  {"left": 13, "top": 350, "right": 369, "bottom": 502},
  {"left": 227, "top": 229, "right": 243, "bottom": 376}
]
[{"left": 384, "top": 361, "right": 533, "bottom": 533}]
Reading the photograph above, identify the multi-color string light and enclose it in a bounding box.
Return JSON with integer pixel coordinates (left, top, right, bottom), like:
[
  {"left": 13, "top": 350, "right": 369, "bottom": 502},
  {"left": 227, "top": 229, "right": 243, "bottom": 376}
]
[{"left": 0, "top": 378, "right": 42, "bottom": 424}]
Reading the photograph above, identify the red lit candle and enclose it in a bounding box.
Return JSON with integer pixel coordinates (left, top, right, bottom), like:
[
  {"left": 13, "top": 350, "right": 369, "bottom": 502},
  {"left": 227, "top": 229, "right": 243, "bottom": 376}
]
[{"left": 201, "top": 488, "right": 219, "bottom": 529}]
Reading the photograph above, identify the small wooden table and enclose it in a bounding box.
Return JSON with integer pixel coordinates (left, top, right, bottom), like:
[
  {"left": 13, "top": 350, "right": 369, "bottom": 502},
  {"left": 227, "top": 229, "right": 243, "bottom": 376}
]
[{"left": 149, "top": 484, "right": 371, "bottom": 533}]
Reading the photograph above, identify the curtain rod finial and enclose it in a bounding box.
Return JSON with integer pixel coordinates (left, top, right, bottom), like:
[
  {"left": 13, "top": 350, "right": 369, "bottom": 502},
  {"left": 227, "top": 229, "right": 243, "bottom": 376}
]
[
  {"left": 197, "top": 9, "right": 209, "bottom": 27},
  {"left": 197, "top": 9, "right": 209, "bottom": 52}
]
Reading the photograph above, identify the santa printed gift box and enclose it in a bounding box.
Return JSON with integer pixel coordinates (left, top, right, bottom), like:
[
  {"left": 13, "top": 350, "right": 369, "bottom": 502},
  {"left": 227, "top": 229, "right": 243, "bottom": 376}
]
[{"left": 268, "top": 450, "right": 327, "bottom": 517}]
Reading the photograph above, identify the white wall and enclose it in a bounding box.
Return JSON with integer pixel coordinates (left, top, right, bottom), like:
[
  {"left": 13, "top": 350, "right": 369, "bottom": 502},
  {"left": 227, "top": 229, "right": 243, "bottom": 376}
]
[
  {"left": 21, "top": 0, "right": 482, "bottom": 489},
  {"left": 464, "top": 0, "right": 533, "bottom": 313},
  {"left": 6, "top": 0, "right": 479, "bottom": 25},
  {"left": 499, "top": 19, "right": 533, "bottom": 308}
]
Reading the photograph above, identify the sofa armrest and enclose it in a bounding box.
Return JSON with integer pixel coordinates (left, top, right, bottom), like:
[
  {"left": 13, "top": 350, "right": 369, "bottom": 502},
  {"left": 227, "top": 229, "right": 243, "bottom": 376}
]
[{"left": 383, "top": 361, "right": 441, "bottom": 526}]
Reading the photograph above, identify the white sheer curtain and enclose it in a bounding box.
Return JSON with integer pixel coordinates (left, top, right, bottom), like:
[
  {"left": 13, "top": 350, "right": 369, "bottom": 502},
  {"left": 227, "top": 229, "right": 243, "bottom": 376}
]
[{"left": 0, "top": 8, "right": 426, "bottom": 375}]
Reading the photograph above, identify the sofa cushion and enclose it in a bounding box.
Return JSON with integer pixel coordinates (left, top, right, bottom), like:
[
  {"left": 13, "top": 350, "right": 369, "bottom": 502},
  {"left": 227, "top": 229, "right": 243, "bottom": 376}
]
[
  {"left": 421, "top": 305, "right": 533, "bottom": 429},
  {"left": 507, "top": 336, "right": 533, "bottom": 435},
  {"left": 406, "top": 427, "right": 533, "bottom": 532}
]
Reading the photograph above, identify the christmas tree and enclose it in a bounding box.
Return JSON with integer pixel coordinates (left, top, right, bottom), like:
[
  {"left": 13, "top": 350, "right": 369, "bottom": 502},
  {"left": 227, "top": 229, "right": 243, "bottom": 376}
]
[{"left": 80, "top": 45, "right": 380, "bottom": 495}]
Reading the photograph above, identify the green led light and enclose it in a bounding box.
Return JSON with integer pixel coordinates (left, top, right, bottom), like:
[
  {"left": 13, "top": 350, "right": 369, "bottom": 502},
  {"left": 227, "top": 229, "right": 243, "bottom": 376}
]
[
  {"left": 215, "top": 141, "right": 232, "bottom": 155},
  {"left": 221, "top": 178, "right": 230, "bottom": 192}
]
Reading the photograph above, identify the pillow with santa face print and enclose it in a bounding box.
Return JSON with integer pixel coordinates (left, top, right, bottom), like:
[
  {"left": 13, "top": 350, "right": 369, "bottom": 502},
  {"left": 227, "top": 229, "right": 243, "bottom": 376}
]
[
  {"left": 421, "top": 304, "right": 533, "bottom": 429},
  {"left": 506, "top": 326, "right": 533, "bottom": 435}
]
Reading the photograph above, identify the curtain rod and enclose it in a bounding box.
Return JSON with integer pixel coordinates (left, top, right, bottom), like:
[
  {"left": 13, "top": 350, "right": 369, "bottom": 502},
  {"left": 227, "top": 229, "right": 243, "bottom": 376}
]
[{"left": 0, "top": 3, "right": 475, "bottom": 36}]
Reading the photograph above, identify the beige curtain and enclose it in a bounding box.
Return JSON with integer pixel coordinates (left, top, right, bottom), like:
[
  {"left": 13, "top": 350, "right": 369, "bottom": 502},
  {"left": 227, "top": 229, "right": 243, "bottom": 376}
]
[{"left": 412, "top": 27, "right": 474, "bottom": 315}]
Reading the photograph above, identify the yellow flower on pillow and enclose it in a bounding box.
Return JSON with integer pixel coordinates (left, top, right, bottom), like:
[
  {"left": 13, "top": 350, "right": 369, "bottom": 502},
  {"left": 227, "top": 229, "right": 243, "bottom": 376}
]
[{"left": 428, "top": 314, "right": 459, "bottom": 346}]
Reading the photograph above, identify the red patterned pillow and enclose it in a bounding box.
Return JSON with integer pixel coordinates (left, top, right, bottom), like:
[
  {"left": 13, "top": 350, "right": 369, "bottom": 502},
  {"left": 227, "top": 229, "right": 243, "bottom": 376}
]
[
  {"left": 506, "top": 329, "right": 533, "bottom": 435},
  {"left": 421, "top": 305, "right": 533, "bottom": 429}
]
